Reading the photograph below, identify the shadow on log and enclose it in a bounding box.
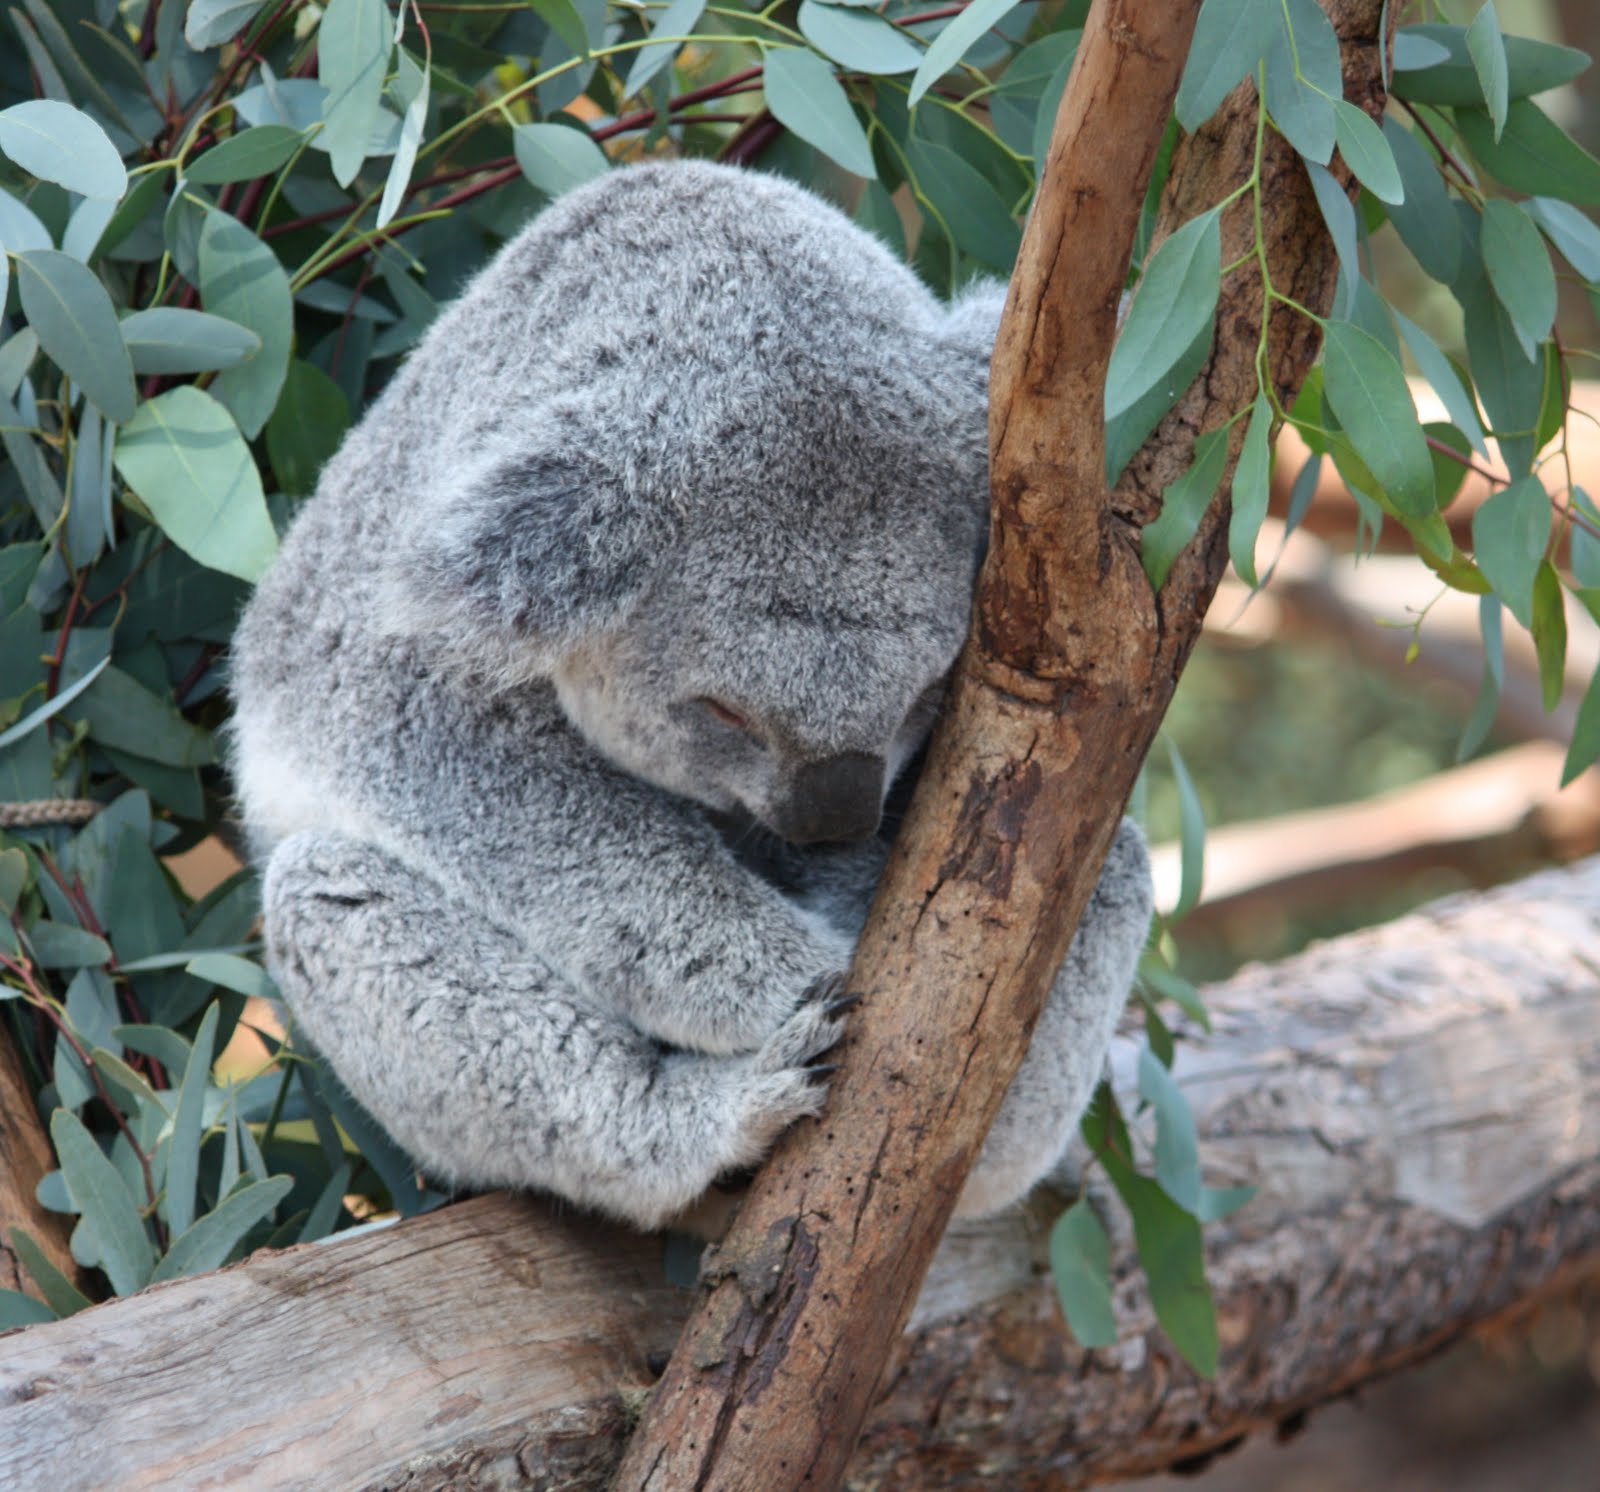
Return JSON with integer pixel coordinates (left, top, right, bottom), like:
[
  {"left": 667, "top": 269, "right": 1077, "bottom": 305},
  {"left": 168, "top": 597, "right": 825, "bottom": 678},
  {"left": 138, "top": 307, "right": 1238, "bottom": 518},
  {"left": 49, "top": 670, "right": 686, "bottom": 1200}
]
[{"left": 4, "top": 858, "right": 1599, "bottom": 1489}]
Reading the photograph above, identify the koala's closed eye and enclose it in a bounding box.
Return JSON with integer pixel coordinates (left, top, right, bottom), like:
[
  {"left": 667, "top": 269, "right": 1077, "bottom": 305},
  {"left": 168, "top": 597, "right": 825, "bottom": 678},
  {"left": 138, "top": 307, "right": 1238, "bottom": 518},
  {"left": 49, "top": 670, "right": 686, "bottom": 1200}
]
[{"left": 696, "top": 696, "right": 763, "bottom": 742}]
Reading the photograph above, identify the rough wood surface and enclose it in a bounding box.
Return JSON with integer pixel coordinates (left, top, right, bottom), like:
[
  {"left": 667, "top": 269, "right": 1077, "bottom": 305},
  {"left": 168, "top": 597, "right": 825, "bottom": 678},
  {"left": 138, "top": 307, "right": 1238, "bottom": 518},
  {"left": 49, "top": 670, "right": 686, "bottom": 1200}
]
[
  {"left": 0, "top": 1028, "right": 84, "bottom": 1305},
  {"left": 5, "top": 859, "right": 1600, "bottom": 1490},
  {"left": 613, "top": 0, "right": 1376, "bottom": 1484}
]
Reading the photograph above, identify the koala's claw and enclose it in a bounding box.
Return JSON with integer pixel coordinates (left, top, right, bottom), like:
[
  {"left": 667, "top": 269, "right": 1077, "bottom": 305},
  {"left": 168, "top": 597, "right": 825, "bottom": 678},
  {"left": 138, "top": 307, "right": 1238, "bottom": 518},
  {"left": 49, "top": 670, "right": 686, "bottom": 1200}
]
[
  {"left": 825, "top": 991, "right": 863, "bottom": 1018},
  {"left": 803, "top": 970, "right": 850, "bottom": 1006},
  {"left": 807, "top": 1062, "right": 841, "bottom": 1084}
]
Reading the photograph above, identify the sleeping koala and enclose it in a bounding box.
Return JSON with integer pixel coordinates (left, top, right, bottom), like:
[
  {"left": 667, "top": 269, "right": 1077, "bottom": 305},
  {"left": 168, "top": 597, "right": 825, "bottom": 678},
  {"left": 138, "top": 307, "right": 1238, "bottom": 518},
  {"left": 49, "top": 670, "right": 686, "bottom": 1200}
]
[{"left": 230, "top": 161, "right": 1152, "bottom": 1229}]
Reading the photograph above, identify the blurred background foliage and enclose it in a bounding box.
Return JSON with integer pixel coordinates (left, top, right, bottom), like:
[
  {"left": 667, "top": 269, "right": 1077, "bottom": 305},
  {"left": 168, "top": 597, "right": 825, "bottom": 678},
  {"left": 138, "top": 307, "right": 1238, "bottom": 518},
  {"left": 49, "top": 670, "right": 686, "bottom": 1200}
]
[{"left": 0, "top": 0, "right": 1597, "bottom": 1427}]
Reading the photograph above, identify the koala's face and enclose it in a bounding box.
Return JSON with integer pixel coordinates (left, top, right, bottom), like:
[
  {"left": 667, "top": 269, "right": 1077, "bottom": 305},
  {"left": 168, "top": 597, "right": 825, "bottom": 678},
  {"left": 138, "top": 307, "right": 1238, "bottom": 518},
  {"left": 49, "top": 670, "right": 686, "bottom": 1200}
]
[{"left": 552, "top": 512, "right": 979, "bottom": 845}]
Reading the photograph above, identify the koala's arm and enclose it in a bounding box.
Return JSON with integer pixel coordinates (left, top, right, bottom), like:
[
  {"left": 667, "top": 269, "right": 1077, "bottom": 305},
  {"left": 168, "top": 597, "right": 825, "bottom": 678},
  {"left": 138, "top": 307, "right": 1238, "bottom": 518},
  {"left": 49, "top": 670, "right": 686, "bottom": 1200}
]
[{"left": 403, "top": 724, "right": 853, "bottom": 1058}]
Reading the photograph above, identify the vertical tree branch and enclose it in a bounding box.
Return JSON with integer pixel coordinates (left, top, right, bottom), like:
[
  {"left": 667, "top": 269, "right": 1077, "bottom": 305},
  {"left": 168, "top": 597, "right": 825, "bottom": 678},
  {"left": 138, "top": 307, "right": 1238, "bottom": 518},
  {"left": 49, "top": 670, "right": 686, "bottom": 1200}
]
[
  {"left": 615, "top": 1, "right": 1388, "bottom": 1486},
  {"left": 0, "top": 1028, "right": 85, "bottom": 1304}
]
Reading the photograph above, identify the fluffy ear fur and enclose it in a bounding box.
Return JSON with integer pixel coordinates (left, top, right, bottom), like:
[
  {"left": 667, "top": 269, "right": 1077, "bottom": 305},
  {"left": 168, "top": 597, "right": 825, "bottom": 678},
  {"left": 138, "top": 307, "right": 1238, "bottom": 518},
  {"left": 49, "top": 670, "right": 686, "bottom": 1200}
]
[
  {"left": 940, "top": 279, "right": 1010, "bottom": 362},
  {"left": 384, "top": 446, "right": 678, "bottom": 683}
]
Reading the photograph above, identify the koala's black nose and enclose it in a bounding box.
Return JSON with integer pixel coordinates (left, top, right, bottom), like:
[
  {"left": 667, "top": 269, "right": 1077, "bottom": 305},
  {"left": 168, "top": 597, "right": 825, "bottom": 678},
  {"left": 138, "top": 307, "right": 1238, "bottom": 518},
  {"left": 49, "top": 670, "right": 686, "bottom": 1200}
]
[{"left": 776, "top": 752, "right": 885, "bottom": 845}]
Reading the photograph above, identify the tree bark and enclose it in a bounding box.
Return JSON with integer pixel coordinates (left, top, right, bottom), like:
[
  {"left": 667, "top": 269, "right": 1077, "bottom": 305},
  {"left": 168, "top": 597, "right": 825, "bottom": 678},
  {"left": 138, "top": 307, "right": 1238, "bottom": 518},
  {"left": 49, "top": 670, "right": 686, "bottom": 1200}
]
[
  {"left": 5, "top": 858, "right": 1600, "bottom": 1490},
  {"left": 613, "top": 0, "right": 1382, "bottom": 1485},
  {"left": 0, "top": 1028, "right": 84, "bottom": 1306}
]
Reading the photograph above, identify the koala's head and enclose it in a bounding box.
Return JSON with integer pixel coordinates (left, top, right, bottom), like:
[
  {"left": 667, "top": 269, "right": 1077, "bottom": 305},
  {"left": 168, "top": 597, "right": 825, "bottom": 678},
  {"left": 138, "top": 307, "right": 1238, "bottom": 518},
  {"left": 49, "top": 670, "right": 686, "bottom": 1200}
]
[{"left": 386, "top": 163, "right": 1002, "bottom": 844}]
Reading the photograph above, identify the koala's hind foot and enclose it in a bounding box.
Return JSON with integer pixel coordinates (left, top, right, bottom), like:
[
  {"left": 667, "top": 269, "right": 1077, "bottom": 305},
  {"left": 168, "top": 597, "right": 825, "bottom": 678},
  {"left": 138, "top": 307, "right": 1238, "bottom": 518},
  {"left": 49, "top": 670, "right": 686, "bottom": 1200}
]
[
  {"left": 263, "top": 831, "right": 852, "bottom": 1230},
  {"left": 954, "top": 818, "right": 1154, "bottom": 1219}
]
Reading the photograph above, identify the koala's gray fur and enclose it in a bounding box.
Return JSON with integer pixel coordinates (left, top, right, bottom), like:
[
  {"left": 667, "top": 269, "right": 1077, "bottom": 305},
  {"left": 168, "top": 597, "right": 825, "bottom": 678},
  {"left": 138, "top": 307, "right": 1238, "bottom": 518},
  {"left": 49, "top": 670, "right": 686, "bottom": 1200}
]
[{"left": 231, "top": 161, "right": 1152, "bottom": 1230}]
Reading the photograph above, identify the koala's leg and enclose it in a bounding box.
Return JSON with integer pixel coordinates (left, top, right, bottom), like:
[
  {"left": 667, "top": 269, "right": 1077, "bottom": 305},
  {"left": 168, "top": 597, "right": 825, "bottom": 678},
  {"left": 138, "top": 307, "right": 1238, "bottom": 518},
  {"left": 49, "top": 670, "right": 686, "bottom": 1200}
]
[
  {"left": 954, "top": 819, "right": 1154, "bottom": 1219},
  {"left": 263, "top": 831, "right": 851, "bottom": 1230}
]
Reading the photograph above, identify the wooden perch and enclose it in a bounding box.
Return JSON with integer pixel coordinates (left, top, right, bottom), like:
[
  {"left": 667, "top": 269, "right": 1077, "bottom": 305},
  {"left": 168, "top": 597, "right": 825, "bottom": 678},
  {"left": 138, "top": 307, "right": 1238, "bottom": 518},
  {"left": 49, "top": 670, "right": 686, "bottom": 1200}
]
[
  {"left": 0, "top": 1030, "right": 84, "bottom": 1306},
  {"left": 1150, "top": 740, "right": 1600, "bottom": 931},
  {"left": 6, "top": 857, "right": 1600, "bottom": 1489}
]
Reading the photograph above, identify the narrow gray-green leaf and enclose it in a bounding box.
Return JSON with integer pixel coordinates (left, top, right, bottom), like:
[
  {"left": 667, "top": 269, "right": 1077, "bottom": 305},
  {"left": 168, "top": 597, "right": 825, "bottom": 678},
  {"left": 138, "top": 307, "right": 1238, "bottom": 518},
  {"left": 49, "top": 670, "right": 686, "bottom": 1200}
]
[
  {"left": 1394, "top": 309, "right": 1489, "bottom": 456},
  {"left": 0, "top": 1287, "right": 57, "bottom": 1328},
  {"left": 1532, "top": 561, "right": 1566, "bottom": 714},
  {"left": 266, "top": 359, "right": 351, "bottom": 496},
  {"left": 907, "top": 0, "right": 1022, "bottom": 108},
  {"left": 1262, "top": 0, "right": 1342, "bottom": 166},
  {"left": 184, "top": 0, "right": 268, "bottom": 48},
  {"left": 1142, "top": 426, "right": 1230, "bottom": 592},
  {"left": 1471, "top": 474, "right": 1548, "bottom": 627},
  {"left": 28, "top": 922, "right": 111, "bottom": 969},
  {"left": 1049, "top": 1201, "right": 1118, "bottom": 1348},
  {"left": 1332, "top": 99, "right": 1402, "bottom": 204},
  {"left": 1381, "top": 117, "right": 1461, "bottom": 284},
  {"left": 120, "top": 308, "right": 262, "bottom": 374},
  {"left": 165, "top": 1002, "right": 219, "bottom": 1237},
  {"left": 1563, "top": 659, "right": 1600, "bottom": 785},
  {"left": 376, "top": 48, "right": 429, "bottom": 229},
  {"left": 1481, "top": 197, "right": 1556, "bottom": 361},
  {"left": 74, "top": 665, "right": 216, "bottom": 767},
  {"left": 1456, "top": 100, "right": 1600, "bottom": 206},
  {"left": 0, "top": 655, "right": 108, "bottom": 751},
  {"left": 1525, "top": 197, "right": 1600, "bottom": 282},
  {"left": 151, "top": 1175, "right": 293, "bottom": 1282},
  {"left": 530, "top": 0, "right": 589, "bottom": 56},
  {"left": 1176, "top": 0, "right": 1277, "bottom": 131},
  {"left": 1304, "top": 161, "right": 1358, "bottom": 317},
  {"left": 512, "top": 122, "right": 610, "bottom": 199},
  {"left": 1229, "top": 392, "right": 1273, "bottom": 587},
  {"left": 187, "top": 951, "right": 278, "bottom": 999},
  {"left": 798, "top": 1, "right": 921, "bottom": 75},
  {"left": 1106, "top": 209, "right": 1221, "bottom": 420},
  {"left": 1392, "top": 23, "right": 1588, "bottom": 106},
  {"left": 8, "top": 1226, "right": 92, "bottom": 1317},
  {"left": 0, "top": 100, "right": 127, "bottom": 201},
  {"left": 764, "top": 47, "right": 876, "bottom": 179},
  {"left": 321, "top": 0, "right": 392, "bottom": 187},
  {"left": 1137, "top": 1044, "right": 1202, "bottom": 1212},
  {"left": 1465, "top": 3, "right": 1508, "bottom": 140},
  {"left": 14, "top": 250, "right": 136, "bottom": 422},
  {"left": 1321, "top": 319, "right": 1435, "bottom": 518},
  {"left": 49, "top": 1109, "right": 154, "bottom": 1295},
  {"left": 0, "top": 185, "right": 53, "bottom": 253},
  {"left": 112, "top": 386, "right": 278, "bottom": 582},
  {"left": 297, "top": 1161, "right": 352, "bottom": 1243},
  {"left": 186, "top": 124, "right": 305, "bottom": 184},
  {"left": 623, "top": 0, "right": 707, "bottom": 98},
  {"left": 197, "top": 210, "right": 291, "bottom": 439},
  {"left": 907, "top": 136, "right": 1019, "bottom": 273},
  {"left": 1459, "top": 274, "right": 1542, "bottom": 477}
]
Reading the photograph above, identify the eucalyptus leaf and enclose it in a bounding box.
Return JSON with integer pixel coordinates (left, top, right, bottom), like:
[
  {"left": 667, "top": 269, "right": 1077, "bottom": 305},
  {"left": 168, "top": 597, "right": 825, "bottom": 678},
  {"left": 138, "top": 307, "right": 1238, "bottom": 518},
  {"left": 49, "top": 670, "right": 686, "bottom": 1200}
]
[
  {"left": 1525, "top": 196, "right": 1600, "bottom": 283},
  {"left": 50, "top": 1109, "right": 155, "bottom": 1295},
  {"left": 1471, "top": 474, "right": 1548, "bottom": 628},
  {"left": 14, "top": 250, "right": 137, "bottom": 422},
  {"left": 185, "top": 0, "right": 269, "bottom": 49},
  {"left": 186, "top": 125, "right": 306, "bottom": 185},
  {"left": 1049, "top": 1201, "right": 1118, "bottom": 1348},
  {"left": 764, "top": 48, "right": 875, "bottom": 180},
  {"left": 198, "top": 210, "right": 292, "bottom": 439},
  {"left": 120, "top": 308, "right": 263, "bottom": 375},
  {"left": 1137, "top": 1044, "right": 1201, "bottom": 1212},
  {"left": 1392, "top": 23, "right": 1588, "bottom": 107},
  {"left": 1229, "top": 393, "right": 1273, "bottom": 587},
  {"left": 1456, "top": 100, "right": 1600, "bottom": 205},
  {"left": 1380, "top": 118, "right": 1462, "bottom": 285},
  {"left": 1465, "top": 3, "right": 1509, "bottom": 141},
  {"left": 799, "top": 1, "right": 921, "bottom": 75},
  {"left": 1176, "top": 0, "right": 1277, "bottom": 132},
  {"left": 321, "top": 0, "right": 393, "bottom": 187},
  {"left": 1332, "top": 100, "right": 1402, "bottom": 205},
  {"left": 623, "top": 0, "right": 707, "bottom": 98},
  {"left": 0, "top": 100, "right": 127, "bottom": 201},
  {"left": 152, "top": 1175, "right": 294, "bottom": 1282},
  {"left": 513, "top": 122, "right": 610, "bottom": 198},
  {"left": 1142, "top": 425, "right": 1231, "bottom": 592},
  {"left": 1321, "top": 320, "right": 1435, "bottom": 519},
  {"left": 377, "top": 48, "right": 429, "bottom": 230},
  {"left": 1480, "top": 198, "right": 1556, "bottom": 361},
  {"left": 906, "top": 136, "right": 1019, "bottom": 273},
  {"left": 165, "top": 1003, "right": 219, "bottom": 1238},
  {"left": 265, "top": 360, "right": 351, "bottom": 497},
  {"left": 1262, "top": 0, "right": 1343, "bottom": 166}
]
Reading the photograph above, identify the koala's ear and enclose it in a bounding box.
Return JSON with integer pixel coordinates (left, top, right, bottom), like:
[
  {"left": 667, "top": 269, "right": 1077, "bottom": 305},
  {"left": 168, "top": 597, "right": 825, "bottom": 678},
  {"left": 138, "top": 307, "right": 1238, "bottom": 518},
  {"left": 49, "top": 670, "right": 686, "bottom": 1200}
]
[
  {"left": 940, "top": 280, "right": 1010, "bottom": 365},
  {"left": 385, "top": 448, "right": 675, "bottom": 676}
]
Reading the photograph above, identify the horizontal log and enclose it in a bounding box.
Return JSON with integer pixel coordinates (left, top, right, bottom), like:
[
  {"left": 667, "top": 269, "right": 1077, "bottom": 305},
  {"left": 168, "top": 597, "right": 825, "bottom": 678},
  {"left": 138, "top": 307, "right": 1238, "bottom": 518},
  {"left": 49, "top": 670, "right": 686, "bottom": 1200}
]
[{"left": 5, "top": 860, "right": 1600, "bottom": 1488}]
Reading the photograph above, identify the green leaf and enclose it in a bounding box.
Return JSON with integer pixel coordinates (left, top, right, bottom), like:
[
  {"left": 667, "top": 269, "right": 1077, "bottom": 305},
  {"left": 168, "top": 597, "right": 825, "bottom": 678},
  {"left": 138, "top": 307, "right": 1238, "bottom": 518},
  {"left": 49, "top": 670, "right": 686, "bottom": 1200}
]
[
  {"left": 1332, "top": 100, "right": 1403, "bottom": 205},
  {"left": 907, "top": 136, "right": 1019, "bottom": 273},
  {"left": 1263, "top": 0, "right": 1342, "bottom": 166},
  {"left": 1563, "top": 660, "right": 1600, "bottom": 785},
  {"left": 1142, "top": 426, "right": 1230, "bottom": 591},
  {"left": 0, "top": 1288, "right": 56, "bottom": 1329},
  {"left": 1459, "top": 276, "right": 1543, "bottom": 478},
  {"left": 165, "top": 1003, "right": 219, "bottom": 1238},
  {"left": 1137, "top": 1044, "right": 1201, "bottom": 1211},
  {"left": 512, "top": 122, "right": 610, "bottom": 199},
  {"left": 1480, "top": 198, "right": 1556, "bottom": 361},
  {"left": 1531, "top": 561, "right": 1567, "bottom": 714},
  {"left": 265, "top": 360, "right": 351, "bottom": 497},
  {"left": 1166, "top": 737, "right": 1206, "bottom": 920},
  {"left": 1106, "top": 210, "right": 1221, "bottom": 422},
  {"left": 151, "top": 1175, "right": 293, "bottom": 1282},
  {"left": 908, "top": 0, "right": 1023, "bottom": 108},
  {"left": 623, "top": 0, "right": 707, "bottom": 98},
  {"left": 198, "top": 210, "right": 292, "bottom": 439},
  {"left": 1394, "top": 309, "right": 1488, "bottom": 456},
  {"left": 14, "top": 250, "right": 136, "bottom": 422},
  {"left": 1456, "top": 100, "right": 1600, "bottom": 205},
  {"left": 764, "top": 48, "right": 875, "bottom": 179},
  {"left": 798, "top": 1, "right": 921, "bottom": 75},
  {"left": 119, "top": 308, "right": 262, "bottom": 374},
  {"left": 185, "top": 0, "right": 269, "bottom": 48},
  {"left": 0, "top": 185, "right": 52, "bottom": 253},
  {"left": 0, "top": 847, "right": 28, "bottom": 915},
  {"left": 297, "top": 1161, "right": 352, "bottom": 1243},
  {"left": 321, "top": 0, "right": 392, "bottom": 187},
  {"left": 1048, "top": 1201, "right": 1118, "bottom": 1348},
  {"left": 1465, "top": 4, "right": 1509, "bottom": 140},
  {"left": 1097, "top": 1134, "right": 1219, "bottom": 1378},
  {"left": 50, "top": 1109, "right": 155, "bottom": 1295},
  {"left": 0, "top": 100, "right": 127, "bottom": 201},
  {"left": 187, "top": 951, "right": 278, "bottom": 999},
  {"left": 28, "top": 922, "right": 112, "bottom": 969},
  {"left": 113, "top": 386, "right": 278, "bottom": 582},
  {"left": 73, "top": 665, "right": 215, "bottom": 767},
  {"left": 8, "top": 1226, "right": 92, "bottom": 1317},
  {"left": 0, "top": 655, "right": 108, "bottom": 752},
  {"left": 1176, "top": 0, "right": 1277, "bottom": 132},
  {"left": 1196, "top": 1185, "right": 1255, "bottom": 1223},
  {"left": 1524, "top": 197, "right": 1600, "bottom": 283},
  {"left": 1105, "top": 320, "right": 1212, "bottom": 485},
  {"left": 1228, "top": 392, "right": 1273, "bottom": 587},
  {"left": 530, "top": 0, "right": 590, "bottom": 56},
  {"left": 1471, "top": 474, "right": 1548, "bottom": 627},
  {"left": 1320, "top": 320, "right": 1435, "bottom": 519},
  {"left": 186, "top": 125, "right": 305, "bottom": 185},
  {"left": 1392, "top": 23, "right": 1588, "bottom": 107},
  {"left": 376, "top": 47, "right": 429, "bottom": 231}
]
